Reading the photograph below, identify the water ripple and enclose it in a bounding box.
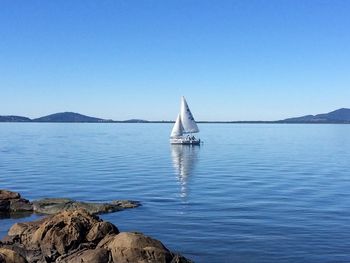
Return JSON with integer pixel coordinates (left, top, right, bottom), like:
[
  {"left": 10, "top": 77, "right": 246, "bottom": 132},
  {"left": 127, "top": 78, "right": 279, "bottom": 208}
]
[{"left": 1, "top": 123, "right": 350, "bottom": 262}]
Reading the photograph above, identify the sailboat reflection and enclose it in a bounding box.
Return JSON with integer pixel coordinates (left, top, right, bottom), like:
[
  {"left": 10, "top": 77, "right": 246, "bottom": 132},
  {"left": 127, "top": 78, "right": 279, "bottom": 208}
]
[{"left": 171, "top": 145, "right": 199, "bottom": 199}]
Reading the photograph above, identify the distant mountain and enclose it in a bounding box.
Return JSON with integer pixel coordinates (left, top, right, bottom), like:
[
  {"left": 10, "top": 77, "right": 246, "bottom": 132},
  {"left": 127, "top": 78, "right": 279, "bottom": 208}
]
[
  {"left": 32, "top": 112, "right": 106, "bottom": 122},
  {"left": 0, "top": 115, "right": 31, "bottom": 122},
  {"left": 280, "top": 108, "right": 350, "bottom": 123}
]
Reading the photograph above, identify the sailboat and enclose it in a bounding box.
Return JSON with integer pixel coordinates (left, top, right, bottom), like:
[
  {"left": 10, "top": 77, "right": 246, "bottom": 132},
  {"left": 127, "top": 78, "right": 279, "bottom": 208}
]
[{"left": 170, "top": 96, "right": 201, "bottom": 145}]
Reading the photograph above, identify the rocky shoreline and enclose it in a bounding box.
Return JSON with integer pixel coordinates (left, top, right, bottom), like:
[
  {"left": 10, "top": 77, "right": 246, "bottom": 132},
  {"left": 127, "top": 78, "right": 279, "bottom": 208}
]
[{"left": 0, "top": 190, "right": 192, "bottom": 263}]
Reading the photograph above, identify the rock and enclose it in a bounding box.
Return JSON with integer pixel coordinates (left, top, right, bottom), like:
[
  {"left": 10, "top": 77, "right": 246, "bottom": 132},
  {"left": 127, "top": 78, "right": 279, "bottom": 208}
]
[
  {"left": 111, "top": 200, "right": 141, "bottom": 209},
  {"left": 3, "top": 223, "right": 42, "bottom": 262},
  {"left": 56, "top": 248, "right": 111, "bottom": 263},
  {"left": 2, "top": 209, "right": 192, "bottom": 263},
  {"left": 6, "top": 219, "right": 45, "bottom": 246},
  {"left": 0, "top": 190, "right": 20, "bottom": 200},
  {"left": 0, "top": 190, "right": 33, "bottom": 213},
  {"left": 32, "top": 198, "right": 72, "bottom": 214},
  {"left": 5, "top": 209, "right": 119, "bottom": 262},
  {"left": 8, "top": 223, "right": 28, "bottom": 237},
  {"left": 100, "top": 232, "right": 191, "bottom": 263},
  {"left": 0, "top": 248, "right": 27, "bottom": 263},
  {"left": 9, "top": 199, "right": 33, "bottom": 212},
  {"left": 171, "top": 254, "right": 194, "bottom": 263},
  {"left": 31, "top": 210, "right": 104, "bottom": 260},
  {"left": 86, "top": 222, "right": 119, "bottom": 243},
  {"left": 96, "top": 234, "right": 117, "bottom": 248},
  {"left": 32, "top": 198, "right": 140, "bottom": 215},
  {"left": 0, "top": 244, "right": 42, "bottom": 263},
  {"left": 0, "top": 200, "right": 10, "bottom": 211}
]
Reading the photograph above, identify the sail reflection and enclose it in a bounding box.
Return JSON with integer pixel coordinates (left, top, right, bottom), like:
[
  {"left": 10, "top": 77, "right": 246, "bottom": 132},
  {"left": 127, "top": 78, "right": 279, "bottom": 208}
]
[{"left": 171, "top": 145, "right": 199, "bottom": 199}]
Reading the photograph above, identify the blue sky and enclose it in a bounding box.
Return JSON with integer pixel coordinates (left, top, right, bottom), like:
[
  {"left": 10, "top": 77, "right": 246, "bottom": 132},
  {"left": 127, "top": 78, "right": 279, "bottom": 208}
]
[{"left": 1, "top": 0, "right": 349, "bottom": 121}]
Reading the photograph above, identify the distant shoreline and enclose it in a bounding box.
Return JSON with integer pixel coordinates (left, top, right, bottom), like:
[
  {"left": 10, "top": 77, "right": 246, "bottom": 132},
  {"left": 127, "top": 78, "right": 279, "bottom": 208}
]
[
  {"left": 1, "top": 121, "right": 350, "bottom": 124},
  {"left": 1, "top": 108, "right": 350, "bottom": 124}
]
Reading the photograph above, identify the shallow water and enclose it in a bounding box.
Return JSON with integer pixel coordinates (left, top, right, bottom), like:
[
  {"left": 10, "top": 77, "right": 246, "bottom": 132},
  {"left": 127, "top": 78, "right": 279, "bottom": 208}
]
[{"left": 1, "top": 123, "right": 350, "bottom": 262}]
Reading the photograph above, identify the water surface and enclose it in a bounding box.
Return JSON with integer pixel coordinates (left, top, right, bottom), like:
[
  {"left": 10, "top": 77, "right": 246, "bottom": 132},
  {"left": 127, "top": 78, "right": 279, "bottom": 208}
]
[{"left": 1, "top": 123, "right": 350, "bottom": 262}]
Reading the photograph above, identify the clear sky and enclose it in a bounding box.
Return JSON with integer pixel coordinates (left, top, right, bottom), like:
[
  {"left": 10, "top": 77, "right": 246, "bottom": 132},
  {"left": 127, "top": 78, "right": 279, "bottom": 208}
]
[{"left": 1, "top": 0, "right": 349, "bottom": 121}]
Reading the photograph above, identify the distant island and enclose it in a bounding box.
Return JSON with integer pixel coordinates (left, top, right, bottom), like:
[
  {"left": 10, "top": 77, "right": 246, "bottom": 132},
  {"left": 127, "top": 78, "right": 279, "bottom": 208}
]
[
  {"left": 0, "top": 112, "right": 150, "bottom": 123},
  {"left": 278, "top": 108, "right": 350, "bottom": 123},
  {"left": 0, "top": 112, "right": 108, "bottom": 123},
  {"left": 32, "top": 112, "right": 106, "bottom": 122},
  {"left": 0, "top": 115, "right": 31, "bottom": 122},
  {"left": 1, "top": 108, "right": 350, "bottom": 123}
]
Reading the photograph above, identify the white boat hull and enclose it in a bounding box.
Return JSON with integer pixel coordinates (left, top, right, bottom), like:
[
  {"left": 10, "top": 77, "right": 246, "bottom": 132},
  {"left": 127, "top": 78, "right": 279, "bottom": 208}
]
[{"left": 170, "top": 137, "right": 201, "bottom": 145}]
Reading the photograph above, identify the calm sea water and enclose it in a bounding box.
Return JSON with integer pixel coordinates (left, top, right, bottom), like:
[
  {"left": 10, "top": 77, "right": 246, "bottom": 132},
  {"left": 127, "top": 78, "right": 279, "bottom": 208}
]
[{"left": 1, "top": 123, "right": 350, "bottom": 262}]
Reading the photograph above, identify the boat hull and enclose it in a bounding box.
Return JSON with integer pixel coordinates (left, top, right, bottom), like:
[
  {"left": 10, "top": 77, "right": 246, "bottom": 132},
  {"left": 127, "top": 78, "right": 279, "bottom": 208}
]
[{"left": 170, "top": 137, "right": 201, "bottom": 145}]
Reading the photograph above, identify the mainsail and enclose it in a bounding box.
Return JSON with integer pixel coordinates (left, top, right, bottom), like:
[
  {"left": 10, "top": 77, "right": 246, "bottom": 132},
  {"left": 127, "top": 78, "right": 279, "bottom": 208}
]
[
  {"left": 170, "top": 114, "right": 184, "bottom": 138},
  {"left": 180, "top": 96, "right": 199, "bottom": 133}
]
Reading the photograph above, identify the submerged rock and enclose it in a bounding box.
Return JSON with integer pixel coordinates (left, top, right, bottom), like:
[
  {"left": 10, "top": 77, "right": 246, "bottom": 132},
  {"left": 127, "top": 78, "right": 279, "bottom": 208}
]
[
  {"left": 32, "top": 198, "right": 140, "bottom": 215},
  {"left": 1, "top": 209, "right": 192, "bottom": 263},
  {"left": 0, "top": 190, "right": 140, "bottom": 217}
]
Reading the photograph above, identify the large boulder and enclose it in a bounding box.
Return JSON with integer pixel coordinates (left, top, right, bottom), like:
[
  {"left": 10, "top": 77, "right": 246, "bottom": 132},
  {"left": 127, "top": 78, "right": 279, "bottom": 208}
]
[
  {"left": 99, "top": 232, "right": 191, "bottom": 263},
  {"left": 36, "top": 210, "right": 117, "bottom": 260},
  {"left": 6, "top": 209, "right": 119, "bottom": 262},
  {"left": 0, "top": 190, "right": 33, "bottom": 213}
]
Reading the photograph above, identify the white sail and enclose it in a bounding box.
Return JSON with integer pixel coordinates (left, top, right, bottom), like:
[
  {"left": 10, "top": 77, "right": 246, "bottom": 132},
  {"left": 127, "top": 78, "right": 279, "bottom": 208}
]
[
  {"left": 170, "top": 114, "right": 184, "bottom": 137},
  {"left": 180, "top": 96, "right": 199, "bottom": 133}
]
